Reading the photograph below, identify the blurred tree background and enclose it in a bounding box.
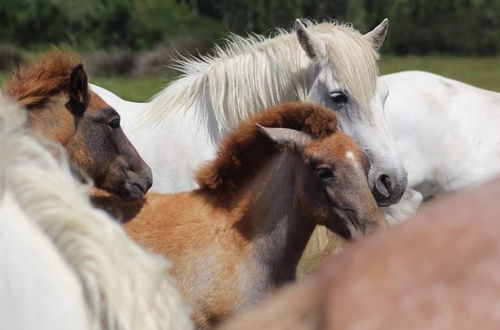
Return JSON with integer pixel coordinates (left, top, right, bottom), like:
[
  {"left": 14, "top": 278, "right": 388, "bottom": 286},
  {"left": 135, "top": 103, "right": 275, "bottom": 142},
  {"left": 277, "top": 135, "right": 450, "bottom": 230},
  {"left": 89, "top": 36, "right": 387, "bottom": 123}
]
[
  {"left": 1, "top": 0, "right": 499, "bottom": 99},
  {"left": 1, "top": 0, "right": 499, "bottom": 54}
]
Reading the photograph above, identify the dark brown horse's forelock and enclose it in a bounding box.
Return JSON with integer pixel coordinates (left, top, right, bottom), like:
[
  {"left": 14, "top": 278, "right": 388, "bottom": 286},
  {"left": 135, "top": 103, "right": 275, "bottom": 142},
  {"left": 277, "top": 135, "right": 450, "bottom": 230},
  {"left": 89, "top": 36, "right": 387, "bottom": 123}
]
[{"left": 4, "top": 50, "right": 83, "bottom": 109}]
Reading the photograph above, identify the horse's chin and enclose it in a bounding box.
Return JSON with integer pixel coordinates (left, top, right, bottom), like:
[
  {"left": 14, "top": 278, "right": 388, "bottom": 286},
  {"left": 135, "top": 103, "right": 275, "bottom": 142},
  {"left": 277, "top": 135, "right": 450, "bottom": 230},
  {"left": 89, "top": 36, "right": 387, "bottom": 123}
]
[
  {"left": 324, "top": 214, "right": 353, "bottom": 241},
  {"left": 114, "top": 182, "right": 147, "bottom": 201},
  {"left": 98, "top": 177, "right": 149, "bottom": 201}
]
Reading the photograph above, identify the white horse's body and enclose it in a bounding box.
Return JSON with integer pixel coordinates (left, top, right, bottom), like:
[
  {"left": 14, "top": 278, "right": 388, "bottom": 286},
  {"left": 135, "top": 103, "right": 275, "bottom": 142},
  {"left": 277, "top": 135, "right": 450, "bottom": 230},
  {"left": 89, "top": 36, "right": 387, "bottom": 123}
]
[
  {"left": 91, "top": 20, "right": 408, "bottom": 206},
  {"left": 381, "top": 70, "right": 500, "bottom": 221},
  {"left": 0, "top": 194, "right": 92, "bottom": 330},
  {"left": 0, "top": 96, "right": 192, "bottom": 330}
]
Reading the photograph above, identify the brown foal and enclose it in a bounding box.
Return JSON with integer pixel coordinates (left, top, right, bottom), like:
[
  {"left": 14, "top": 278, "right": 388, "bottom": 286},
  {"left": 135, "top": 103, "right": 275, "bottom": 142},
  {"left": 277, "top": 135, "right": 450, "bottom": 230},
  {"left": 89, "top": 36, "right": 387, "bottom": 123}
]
[
  {"left": 93, "top": 102, "right": 385, "bottom": 328},
  {"left": 219, "top": 175, "right": 500, "bottom": 330}
]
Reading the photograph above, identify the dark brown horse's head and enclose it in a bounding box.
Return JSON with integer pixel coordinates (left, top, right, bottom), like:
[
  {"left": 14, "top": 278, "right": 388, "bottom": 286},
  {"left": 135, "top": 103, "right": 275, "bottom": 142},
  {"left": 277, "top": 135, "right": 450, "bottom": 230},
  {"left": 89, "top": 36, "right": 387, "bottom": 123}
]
[{"left": 4, "top": 51, "right": 152, "bottom": 200}]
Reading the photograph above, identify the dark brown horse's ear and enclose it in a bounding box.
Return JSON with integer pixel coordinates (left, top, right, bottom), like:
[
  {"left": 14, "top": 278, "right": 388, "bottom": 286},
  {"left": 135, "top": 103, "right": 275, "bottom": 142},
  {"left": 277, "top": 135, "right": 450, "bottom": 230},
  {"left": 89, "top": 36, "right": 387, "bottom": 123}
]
[{"left": 67, "top": 64, "right": 90, "bottom": 114}]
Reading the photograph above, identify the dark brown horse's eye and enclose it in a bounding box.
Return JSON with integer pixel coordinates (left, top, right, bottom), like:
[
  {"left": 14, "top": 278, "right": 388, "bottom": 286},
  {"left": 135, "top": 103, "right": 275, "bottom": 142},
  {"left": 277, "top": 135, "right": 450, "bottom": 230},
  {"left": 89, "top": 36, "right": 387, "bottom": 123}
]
[
  {"left": 316, "top": 167, "right": 334, "bottom": 180},
  {"left": 109, "top": 118, "right": 120, "bottom": 129}
]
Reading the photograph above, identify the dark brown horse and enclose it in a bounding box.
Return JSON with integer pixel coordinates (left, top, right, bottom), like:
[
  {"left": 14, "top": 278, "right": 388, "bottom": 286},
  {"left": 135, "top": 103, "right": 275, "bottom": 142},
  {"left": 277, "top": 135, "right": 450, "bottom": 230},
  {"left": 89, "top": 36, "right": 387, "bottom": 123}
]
[{"left": 4, "top": 51, "right": 152, "bottom": 200}]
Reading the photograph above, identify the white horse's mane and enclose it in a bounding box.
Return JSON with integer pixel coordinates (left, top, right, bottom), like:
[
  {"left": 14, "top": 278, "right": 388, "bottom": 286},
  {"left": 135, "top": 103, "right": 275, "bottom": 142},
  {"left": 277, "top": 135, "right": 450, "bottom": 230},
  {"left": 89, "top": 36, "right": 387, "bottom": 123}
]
[
  {"left": 0, "top": 95, "right": 192, "bottom": 330},
  {"left": 141, "top": 20, "right": 379, "bottom": 132}
]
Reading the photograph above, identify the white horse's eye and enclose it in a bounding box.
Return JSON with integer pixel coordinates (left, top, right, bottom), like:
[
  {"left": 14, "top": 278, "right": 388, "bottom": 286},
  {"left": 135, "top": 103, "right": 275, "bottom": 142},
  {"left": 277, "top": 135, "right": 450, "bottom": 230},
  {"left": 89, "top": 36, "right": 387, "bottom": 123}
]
[{"left": 330, "top": 92, "right": 348, "bottom": 104}]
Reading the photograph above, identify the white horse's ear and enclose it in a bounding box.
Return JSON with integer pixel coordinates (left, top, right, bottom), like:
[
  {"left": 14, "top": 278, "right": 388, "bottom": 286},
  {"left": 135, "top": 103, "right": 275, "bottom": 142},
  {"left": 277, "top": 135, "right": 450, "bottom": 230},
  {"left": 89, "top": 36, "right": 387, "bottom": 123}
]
[
  {"left": 256, "top": 124, "right": 312, "bottom": 151},
  {"left": 295, "top": 19, "right": 326, "bottom": 61},
  {"left": 364, "top": 18, "right": 389, "bottom": 51}
]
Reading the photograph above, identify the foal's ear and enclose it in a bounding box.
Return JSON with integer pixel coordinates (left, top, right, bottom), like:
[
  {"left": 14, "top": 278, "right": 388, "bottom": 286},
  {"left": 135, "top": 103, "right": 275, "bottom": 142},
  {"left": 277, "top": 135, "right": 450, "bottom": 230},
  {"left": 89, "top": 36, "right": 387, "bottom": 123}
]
[
  {"left": 364, "top": 18, "right": 389, "bottom": 51},
  {"left": 295, "top": 19, "right": 326, "bottom": 61},
  {"left": 256, "top": 124, "right": 312, "bottom": 151},
  {"left": 67, "top": 64, "right": 90, "bottom": 112}
]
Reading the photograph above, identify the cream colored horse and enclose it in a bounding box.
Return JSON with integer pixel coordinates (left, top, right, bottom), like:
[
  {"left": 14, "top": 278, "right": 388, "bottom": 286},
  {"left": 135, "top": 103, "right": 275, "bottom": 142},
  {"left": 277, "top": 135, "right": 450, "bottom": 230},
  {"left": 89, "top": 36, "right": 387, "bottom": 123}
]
[{"left": 0, "top": 95, "right": 192, "bottom": 330}]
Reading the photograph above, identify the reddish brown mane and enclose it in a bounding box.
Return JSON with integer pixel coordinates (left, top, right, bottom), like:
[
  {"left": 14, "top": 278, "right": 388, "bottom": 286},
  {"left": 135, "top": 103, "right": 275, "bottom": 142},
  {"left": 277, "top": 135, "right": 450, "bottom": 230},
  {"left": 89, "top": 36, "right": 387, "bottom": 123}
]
[
  {"left": 4, "top": 50, "right": 82, "bottom": 109},
  {"left": 195, "top": 102, "right": 338, "bottom": 194}
]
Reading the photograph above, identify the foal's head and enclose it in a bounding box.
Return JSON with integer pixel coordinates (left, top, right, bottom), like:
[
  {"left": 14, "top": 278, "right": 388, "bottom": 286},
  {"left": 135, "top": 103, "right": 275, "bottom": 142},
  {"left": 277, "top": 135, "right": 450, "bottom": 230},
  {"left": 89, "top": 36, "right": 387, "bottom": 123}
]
[
  {"left": 4, "top": 51, "right": 152, "bottom": 200},
  {"left": 197, "top": 102, "right": 385, "bottom": 239},
  {"left": 258, "top": 123, "right": 385, "bottom": 239}
]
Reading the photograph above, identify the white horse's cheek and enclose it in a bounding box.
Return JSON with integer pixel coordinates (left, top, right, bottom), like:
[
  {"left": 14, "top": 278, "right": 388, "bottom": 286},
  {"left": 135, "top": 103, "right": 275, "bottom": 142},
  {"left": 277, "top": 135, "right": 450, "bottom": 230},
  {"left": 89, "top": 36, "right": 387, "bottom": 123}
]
[{"left": 340, "top": 116, "right": 405, "bottom": 180}]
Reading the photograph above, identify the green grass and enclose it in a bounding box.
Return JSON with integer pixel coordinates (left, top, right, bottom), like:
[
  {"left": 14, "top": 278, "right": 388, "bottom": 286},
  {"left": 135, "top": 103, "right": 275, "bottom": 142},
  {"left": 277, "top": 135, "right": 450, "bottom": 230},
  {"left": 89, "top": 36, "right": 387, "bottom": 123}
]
[
  {"left": 379, "top": 56, "right": 500, "bottom": 92},
  {"left": 0, "top": 72, "right": 174, "bottom": 102},
  {"left": 88, "top": 56, "right": 500, "bottom": 100},
  {"left": 90, "top": 75, "right": 173, "bottom": 102},
  {"left": 1, "top": 56, "right": 499, "bottom": 102}
]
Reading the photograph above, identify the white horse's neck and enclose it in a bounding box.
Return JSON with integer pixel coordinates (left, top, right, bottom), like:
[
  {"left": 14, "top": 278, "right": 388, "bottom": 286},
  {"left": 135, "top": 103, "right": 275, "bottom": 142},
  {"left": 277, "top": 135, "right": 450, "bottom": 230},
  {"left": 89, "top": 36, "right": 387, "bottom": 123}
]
[
  {"left": 141, "top": 32, "right": 310, "bottom": 138},
  {"left": 235, "top": 152, "right": 315, "bottom": 307}
]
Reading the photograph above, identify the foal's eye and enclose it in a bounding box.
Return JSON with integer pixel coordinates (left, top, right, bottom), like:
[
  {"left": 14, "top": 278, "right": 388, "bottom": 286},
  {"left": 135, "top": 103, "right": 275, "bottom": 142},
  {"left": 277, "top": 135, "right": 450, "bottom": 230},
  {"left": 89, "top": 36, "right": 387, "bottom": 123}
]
[
  {"left": 108, "top": 118, "right": 120, "bottom": 129},
  {"left": 330, "top": 92, "right": 348, "bottom": 104},
  {"left": 316, "top": 167, "right": 334, "bottom": 181}
]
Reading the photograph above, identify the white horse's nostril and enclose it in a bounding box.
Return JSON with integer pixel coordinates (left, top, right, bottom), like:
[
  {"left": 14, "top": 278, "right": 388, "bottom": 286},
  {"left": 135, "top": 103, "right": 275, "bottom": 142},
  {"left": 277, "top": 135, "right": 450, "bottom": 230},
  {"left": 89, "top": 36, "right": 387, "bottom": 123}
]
[
  {"left": 381, "top": 175, "right": 393, "bottom": 191},
  {"left": 375, "top": 174, "right": 393, "bottom": 198}
]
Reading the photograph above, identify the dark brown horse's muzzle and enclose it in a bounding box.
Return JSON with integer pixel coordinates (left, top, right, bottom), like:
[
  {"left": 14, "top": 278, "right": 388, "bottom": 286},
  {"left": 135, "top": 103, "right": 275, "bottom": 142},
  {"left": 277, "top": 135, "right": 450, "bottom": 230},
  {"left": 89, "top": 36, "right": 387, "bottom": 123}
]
[{"left": 122, "top": 165, "right": 153, "bottom": 200}]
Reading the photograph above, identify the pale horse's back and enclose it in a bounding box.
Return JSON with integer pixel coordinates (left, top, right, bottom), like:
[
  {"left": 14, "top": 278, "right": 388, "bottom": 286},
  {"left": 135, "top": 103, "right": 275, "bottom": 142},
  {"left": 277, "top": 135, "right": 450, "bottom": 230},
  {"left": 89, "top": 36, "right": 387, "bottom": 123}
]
[
  {"left": 382, "top": 70, "right": 500, "bottom": 197},
  {"left": 0, "top": 194, "right": 92, "bottom": 330}
]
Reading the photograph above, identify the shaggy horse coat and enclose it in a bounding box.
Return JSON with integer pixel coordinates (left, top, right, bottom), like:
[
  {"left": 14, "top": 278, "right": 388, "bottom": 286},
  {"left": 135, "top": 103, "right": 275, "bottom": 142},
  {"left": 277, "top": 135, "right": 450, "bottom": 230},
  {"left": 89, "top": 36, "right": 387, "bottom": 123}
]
[
  {"left": 0, "top": 95, "right": 192, "bottom": 330},
  {"left": 93, "top": 102, "right": 385, "bottom": 328}
]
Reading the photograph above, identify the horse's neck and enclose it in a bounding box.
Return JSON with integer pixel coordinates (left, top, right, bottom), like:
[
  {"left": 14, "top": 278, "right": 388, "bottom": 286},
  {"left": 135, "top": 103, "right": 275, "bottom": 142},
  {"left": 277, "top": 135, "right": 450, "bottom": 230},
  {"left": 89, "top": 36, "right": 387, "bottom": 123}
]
[
  {"left": 233, "top": 153, "right": 315, "bottom": 294},
  {"left": 143, "top": 40, "right": 309, "bottom": 139}
]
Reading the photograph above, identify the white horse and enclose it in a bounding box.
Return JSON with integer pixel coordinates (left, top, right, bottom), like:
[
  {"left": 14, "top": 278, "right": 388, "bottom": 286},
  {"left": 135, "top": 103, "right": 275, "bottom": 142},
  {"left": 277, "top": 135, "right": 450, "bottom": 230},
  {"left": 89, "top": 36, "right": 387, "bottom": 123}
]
[
  {"left": 297, "top": 72, "right": 500, "bottom": 263},
  {"left": 380, "top": 70, "right": 500, "bottom": 222},
  {"left": 91, "top": 19, "right": 407, "bottom": 207},
  {"left": 0, "top": 95, "right": 192, "bottom": 330}
]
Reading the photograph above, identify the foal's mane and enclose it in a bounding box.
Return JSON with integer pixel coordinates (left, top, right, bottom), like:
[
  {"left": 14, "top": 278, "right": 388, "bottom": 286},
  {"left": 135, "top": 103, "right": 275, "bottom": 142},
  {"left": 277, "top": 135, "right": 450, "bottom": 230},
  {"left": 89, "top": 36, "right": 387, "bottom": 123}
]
[
  {"left": 4, "top": 50, "right": 82, "bottom": 108},
  {"left": 196, "top": 102, "right": 338, "bottom": 194},
  {"left": 141, "top": 20, "right": 378, "bottom": 133}
]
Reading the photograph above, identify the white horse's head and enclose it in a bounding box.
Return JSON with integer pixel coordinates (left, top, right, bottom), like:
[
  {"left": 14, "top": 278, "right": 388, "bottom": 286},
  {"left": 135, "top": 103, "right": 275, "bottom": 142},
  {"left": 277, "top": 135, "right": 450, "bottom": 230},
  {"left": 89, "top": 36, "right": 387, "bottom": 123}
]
[{"left": 296, "top": 19, "right": 407, "bottom": 206}]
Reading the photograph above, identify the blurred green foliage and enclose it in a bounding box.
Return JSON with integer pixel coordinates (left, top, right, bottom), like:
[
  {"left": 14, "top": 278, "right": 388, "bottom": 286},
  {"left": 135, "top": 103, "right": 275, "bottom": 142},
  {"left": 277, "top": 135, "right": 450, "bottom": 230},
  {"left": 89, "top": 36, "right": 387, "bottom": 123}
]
[
  {"left": 183, "top": 0, "right": 500, "bottom": 55},
  {"left": 0, "top": 0, "right": 227, "bottom": 50},
  {"left": 0, "top": 0, "right": 499, "bottom": 54}
]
